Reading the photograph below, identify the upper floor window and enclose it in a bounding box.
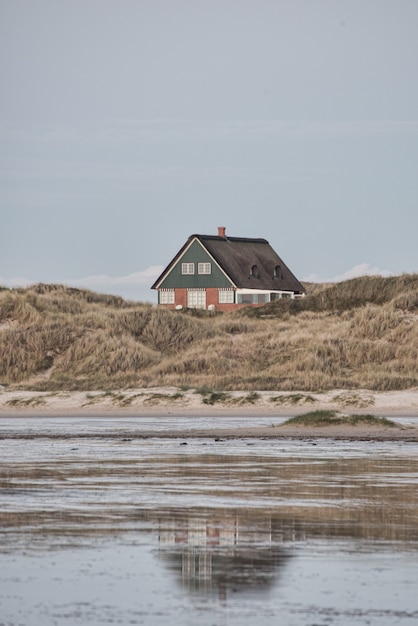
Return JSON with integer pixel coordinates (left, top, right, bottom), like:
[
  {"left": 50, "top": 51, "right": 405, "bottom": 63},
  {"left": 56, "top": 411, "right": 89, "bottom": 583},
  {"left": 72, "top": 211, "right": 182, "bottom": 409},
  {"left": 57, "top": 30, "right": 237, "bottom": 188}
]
[
  {"left": 250, "top": 264, "right": 259, "bottom": 278},
  {"left": 182, "top": 262, "right": 195, "bottom": 275},
  {"left": 198, "top": 262, "right": 211, "bottom": 275},
  {"left": 273, "top": 265, "right": 282, "bottom": 279}
]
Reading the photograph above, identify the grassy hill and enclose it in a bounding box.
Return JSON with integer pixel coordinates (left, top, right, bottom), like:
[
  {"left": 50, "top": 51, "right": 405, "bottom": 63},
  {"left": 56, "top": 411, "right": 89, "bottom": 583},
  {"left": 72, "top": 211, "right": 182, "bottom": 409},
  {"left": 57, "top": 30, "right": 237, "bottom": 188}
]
[{"left": 1, "top": 275, "right": 417, "bottom": 392}]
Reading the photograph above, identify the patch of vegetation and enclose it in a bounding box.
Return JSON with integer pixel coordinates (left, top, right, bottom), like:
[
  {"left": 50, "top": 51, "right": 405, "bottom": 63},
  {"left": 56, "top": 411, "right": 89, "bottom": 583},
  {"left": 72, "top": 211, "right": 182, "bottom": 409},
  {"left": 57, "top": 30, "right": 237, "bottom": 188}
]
[
  {"left": 83, "top": 392, "right": 109, "bottom": 405},
  {"left": 194, "top": 388, "right": 259, "bottom": 405},
  {"left": 332, "top": 391, "right": 375, "bottom": 408},
  {"left": 282, "top": 410, "right": 397, "bottom": 428},
  {"left": 223, "top": 392, "right": 261, "bottom": 405},
  {"left": 270, "top": 393, "right": 317, "bottom": 405},
  {"left": 282, "top": 409, "right": 338, "bottom": 425},
  {"left": 240, "top": 391, "right": 260, "bottom": 404},
  {"left": 345, "top": 414, "right": 396, "bottom": 427},
  {"left": 202, "top": 391, "right": 230, "bottom": 405},
  {"left": 143, "top": 392, "right": 184, "bottom": 405},
  {"left": 6, "top": 396, "right": 46, "bottom": 407},
  {"left": 112, "top": 393, "right": 135, "bottom": 407}
]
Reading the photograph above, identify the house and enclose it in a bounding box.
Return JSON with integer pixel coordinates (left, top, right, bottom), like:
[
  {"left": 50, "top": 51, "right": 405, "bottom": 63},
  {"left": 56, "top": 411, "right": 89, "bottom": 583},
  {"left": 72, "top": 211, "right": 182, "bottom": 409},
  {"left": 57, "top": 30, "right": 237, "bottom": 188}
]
[{"left": 151, "top": 227, "right": 305, "bottom": 311}]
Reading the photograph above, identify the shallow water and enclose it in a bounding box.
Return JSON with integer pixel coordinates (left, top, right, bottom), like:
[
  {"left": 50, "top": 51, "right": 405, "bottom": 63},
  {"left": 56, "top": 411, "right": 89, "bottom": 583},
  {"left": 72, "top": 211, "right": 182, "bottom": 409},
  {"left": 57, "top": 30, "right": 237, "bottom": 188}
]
[{"left": 1, "top": 417, "right": 418, "bottom": 625}]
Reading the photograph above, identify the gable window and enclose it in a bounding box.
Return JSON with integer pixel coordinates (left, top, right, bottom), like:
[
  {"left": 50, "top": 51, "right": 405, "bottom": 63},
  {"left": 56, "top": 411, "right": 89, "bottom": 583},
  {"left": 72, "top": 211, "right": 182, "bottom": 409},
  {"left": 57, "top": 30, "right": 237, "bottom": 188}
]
[
  {"left": 218, "top": 289, "right": 234, "bottom": 304},
  {"left": 198, "top": 262, "right": 211, "bottom": 275},
  {"left": 159, "top": 289, "right": 175, "bottom": 304},
  {"left": 182, "top": 262, "right": 195, "bottom": 275}
]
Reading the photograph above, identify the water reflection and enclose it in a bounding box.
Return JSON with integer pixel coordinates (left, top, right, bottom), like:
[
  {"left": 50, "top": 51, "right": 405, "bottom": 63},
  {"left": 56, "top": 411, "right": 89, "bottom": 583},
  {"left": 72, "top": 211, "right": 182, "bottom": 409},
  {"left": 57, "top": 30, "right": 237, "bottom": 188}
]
[
  {"left": 1, "top": 425, "right": 418, "bottom": 624},
  {"left": 152, "top": 501, "right": 418, "bottom": 602},
  {"left": 158, "top": 512, "right": 290, "bottom": 598},
  {"left": 1, "top": 436, "right": 418, "bottom": 549}
]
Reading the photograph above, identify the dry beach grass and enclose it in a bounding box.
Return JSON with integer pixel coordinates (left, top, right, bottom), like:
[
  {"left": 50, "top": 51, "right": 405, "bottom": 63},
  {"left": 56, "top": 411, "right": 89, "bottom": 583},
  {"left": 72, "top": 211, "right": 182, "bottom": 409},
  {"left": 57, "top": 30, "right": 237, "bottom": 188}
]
[{"left": 1, "top": 275, "right": 417, "bottom": 395}]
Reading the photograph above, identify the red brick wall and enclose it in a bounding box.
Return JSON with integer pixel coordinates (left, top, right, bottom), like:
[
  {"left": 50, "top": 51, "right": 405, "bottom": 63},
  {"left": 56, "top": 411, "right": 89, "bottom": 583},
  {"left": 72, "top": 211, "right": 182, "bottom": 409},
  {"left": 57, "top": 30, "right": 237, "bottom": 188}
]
[
  {"left": 205, "top": 288, "right": 218, "bottom": 308},
  {"left": 175, "top": 288, "right": 188, "bottom": 309},
  {"left": 157, "top": 288, "right": 271, "bottom": 312}
]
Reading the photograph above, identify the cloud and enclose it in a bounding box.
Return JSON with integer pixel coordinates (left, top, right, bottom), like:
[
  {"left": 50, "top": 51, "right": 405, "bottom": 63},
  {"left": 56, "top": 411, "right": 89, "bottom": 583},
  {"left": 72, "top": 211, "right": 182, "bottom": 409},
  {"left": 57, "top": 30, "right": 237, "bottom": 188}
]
[
  {"left": 0, "top": 265, "right": 164, "bottom": 303},
  {"left": 303, "top": 263, "right": 395, "bottom": 283},
  {"left": 1, "top": 262, "right": 398, "bottom": 301},
  {"left": 66, "top": 266, "right": 163, "bottom": 288},
  {"left": 0, "top": 276, "right": 33, "bottom": 288}
]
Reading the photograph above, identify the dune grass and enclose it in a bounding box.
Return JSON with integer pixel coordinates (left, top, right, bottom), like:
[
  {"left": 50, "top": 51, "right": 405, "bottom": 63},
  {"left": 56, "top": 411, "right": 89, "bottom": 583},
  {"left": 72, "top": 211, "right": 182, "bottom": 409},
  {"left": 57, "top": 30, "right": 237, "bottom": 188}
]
[
  {"left": 270, "top": 393, "right": 318, "bottom": 405},
  {"left": 282, "top": 410, "right": 397, "bottom": 428},
  {"left": 0, "top": 276, "right": 417, "bottom": 392}
]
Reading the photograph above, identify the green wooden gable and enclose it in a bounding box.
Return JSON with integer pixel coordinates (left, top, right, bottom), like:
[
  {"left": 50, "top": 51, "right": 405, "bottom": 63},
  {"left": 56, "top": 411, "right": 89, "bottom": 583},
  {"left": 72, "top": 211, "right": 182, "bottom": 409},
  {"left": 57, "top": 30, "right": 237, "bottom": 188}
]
[{"left": 158, "top": 239, "right": 234, "bottom": 289}]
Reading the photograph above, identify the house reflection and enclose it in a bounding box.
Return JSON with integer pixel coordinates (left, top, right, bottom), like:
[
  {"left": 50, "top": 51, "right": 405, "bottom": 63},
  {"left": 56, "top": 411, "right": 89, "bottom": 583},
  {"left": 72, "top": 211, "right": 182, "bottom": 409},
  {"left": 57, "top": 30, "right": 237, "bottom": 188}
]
[{"left": 157, "top": 512, "right": 292, "bottom": 599}]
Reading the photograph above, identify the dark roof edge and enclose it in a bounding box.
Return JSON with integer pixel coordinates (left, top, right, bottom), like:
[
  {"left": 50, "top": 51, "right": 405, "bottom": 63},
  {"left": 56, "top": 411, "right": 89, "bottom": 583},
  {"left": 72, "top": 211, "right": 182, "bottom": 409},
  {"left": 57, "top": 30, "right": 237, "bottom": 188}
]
[{"left": 191, "top": 234, "right": 269, "bottom": 244}]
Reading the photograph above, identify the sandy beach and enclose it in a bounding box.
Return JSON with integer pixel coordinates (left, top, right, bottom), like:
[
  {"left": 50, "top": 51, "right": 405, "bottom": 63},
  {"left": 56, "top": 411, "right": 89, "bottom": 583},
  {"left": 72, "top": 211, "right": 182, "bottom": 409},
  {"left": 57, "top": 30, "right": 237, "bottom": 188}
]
[{"left": 1, "top": 387, "right": 418, "bottom": 440}]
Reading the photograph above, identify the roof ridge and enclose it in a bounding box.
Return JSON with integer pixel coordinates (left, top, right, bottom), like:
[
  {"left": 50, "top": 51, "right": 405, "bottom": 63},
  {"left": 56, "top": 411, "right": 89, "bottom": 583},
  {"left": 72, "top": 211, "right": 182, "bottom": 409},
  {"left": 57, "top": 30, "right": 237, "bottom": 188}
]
[{"left": 191, "top": 234, "right": 269, "bottom": 244}]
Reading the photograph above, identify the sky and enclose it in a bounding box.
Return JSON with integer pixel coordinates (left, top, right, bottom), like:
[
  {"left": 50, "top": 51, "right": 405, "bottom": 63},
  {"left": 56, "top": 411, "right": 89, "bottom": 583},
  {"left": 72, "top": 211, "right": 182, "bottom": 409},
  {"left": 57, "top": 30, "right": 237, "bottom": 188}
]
[{"left": 1, "top": 0, "right": 417, "bottom": 303}]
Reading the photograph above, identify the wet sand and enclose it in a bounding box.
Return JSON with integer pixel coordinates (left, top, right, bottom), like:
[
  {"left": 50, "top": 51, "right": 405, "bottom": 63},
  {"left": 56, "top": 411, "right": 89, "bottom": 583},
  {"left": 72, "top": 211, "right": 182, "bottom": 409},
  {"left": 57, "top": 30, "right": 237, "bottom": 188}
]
[
  {"left": 1, "top": 428, "right": 418, "bottom": 626},
  {"left": 2, "top": 416, "right": 418, "bottom": 625}
]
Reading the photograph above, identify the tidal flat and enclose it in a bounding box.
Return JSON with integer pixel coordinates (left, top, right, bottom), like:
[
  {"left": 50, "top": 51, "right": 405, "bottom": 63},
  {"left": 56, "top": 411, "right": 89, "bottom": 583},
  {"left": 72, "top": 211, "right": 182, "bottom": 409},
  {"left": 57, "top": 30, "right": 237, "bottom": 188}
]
[{"left": 1, "top": 416, "right": 418, "bottom": 625}]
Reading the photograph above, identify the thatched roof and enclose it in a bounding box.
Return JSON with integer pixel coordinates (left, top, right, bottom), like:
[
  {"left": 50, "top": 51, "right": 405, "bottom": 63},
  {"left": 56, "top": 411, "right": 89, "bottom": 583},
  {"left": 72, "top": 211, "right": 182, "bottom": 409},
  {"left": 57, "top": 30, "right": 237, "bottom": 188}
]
[{"left": 152, "top": 233, "right": 305, "bottom": 293}]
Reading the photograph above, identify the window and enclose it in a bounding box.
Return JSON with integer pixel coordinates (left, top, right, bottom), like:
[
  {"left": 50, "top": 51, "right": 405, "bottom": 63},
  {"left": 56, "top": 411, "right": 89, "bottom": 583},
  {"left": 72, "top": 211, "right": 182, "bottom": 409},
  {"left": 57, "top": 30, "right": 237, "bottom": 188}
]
[
  {"left": 237, "top": 293, "right": 269, "bottom": 304},
  {"left": 273, "top": 265, "right": 282, "bottom": 279},
  {"left": 182, "top": 262, "right": 195, "bottom": 275},
  {"left": 187, "top": 289, "right": 206, "bottom": 309},
  {"left": 159, "top": 290, "right": 175, "bottom": 304},
  {"left": 198, "top": 262, "right": 211, "bottom": 275},
  {"left": 237, "top": 293, "right": 255, "bottom": 304},
  {"left": 218, "top": 289, "right": 234, "bottom": 304},
  {"left": 250, "top": 264, "right": 259, "bottom": 278}
]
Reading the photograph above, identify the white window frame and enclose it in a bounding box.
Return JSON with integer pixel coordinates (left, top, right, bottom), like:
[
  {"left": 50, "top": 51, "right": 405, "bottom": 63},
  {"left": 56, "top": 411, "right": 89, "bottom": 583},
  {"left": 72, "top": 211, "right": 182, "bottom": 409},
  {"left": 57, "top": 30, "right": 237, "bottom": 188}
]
[
  {"left": 187, "top": 289, "right": 206, "bottom": 309},
  {"left": 159, "top": 289, "right": 175, "bottom": 304},
  {"left": 198, "top": 262, "right": 211, "bottom": 275},
  {"left": 236, "top": 289, "right": 275, "bottom": 304},
  {"left": 218, "top": 289, "right": 234, "bottom": 304},
  {"left": 181, "top": 262, "right": 195, "bottom": 275}
]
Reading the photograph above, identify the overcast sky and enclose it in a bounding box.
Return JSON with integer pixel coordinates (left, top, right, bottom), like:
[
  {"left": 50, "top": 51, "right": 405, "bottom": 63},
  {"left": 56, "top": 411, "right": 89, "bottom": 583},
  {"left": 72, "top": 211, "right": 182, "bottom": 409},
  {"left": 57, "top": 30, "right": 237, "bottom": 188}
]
[{"left": 1, "top": 0, "right": 417, "bottom": 302}]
